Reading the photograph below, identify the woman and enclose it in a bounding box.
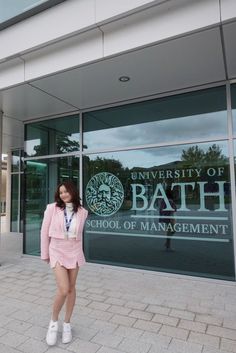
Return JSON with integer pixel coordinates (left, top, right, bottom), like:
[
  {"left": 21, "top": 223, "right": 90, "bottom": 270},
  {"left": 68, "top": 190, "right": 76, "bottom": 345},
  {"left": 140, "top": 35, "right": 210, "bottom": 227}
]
[
  {"left": 40, "top": 180, "right": 88, "bottom": 346},
  {"left": 159, "top": 189, "right": 177, "bottom": 251}
]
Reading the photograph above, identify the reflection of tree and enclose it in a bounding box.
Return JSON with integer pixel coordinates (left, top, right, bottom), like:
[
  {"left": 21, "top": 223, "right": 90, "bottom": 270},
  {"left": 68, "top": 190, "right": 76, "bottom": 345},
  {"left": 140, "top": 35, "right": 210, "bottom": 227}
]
[
  {"left": 56, "top": 135, "right": 81, "bottom": 153},
  {"left": 180, "top": 144, "right": 228, "bottom": 208},
  {"left": 181, "top": 144, "right": 227, "bottom": 166},
  {"left": 32, "top": 135, "right": 82, "bottom": 156}
]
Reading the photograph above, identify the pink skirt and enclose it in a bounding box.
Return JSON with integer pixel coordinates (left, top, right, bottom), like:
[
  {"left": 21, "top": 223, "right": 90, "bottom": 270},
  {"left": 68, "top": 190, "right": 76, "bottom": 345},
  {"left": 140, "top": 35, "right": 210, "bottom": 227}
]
[{"left": 49, "top": 237, "right": 86, "bottom": 269}]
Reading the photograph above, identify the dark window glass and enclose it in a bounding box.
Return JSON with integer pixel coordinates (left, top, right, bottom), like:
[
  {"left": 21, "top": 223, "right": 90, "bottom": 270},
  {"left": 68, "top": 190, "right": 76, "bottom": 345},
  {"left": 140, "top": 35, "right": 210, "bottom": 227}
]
[
  {"left": 11, "top": 174, "right": 19, "bottom": 232},
  {"left": 25, "top": 115, "right": 80, "bottom": 157},
  {"left": 24, "top": 155, "right": 79, "bottom": 255},
  {"left": 83, "top": 86, "right": 227, "bottom": 151},
  {"left": 231, "top": 84, "right": 236, "bottom": 135},
  {"left": 83, "top": 141, "right": 234, "bottom": 280}
]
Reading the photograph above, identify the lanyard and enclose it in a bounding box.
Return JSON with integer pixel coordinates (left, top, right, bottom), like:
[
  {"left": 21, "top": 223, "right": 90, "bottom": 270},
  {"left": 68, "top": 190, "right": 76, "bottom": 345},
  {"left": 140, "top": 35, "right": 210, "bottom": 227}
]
[{"left": 64, "top": 209, "right": 74, "bottom": 232}]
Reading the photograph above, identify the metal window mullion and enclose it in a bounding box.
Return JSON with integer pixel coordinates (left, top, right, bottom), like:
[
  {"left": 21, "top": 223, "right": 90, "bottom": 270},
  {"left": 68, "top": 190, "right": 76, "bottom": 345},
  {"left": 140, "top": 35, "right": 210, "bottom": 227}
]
[{"left": 226, "top": 82, "right": 236, "bottom": 279}]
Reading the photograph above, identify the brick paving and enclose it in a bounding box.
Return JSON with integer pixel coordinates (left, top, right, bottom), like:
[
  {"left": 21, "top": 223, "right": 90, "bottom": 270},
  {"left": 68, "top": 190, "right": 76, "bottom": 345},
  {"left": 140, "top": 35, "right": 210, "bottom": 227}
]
[{"left": 0, "top": 233, "right": 236, "bottom": 353}]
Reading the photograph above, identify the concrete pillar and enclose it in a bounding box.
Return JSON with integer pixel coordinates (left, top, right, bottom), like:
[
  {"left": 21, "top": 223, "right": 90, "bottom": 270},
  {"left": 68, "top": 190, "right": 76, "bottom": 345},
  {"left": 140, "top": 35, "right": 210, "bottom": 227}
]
[{"left": 6, "top": 152, "right": 11, "bottom": 232}]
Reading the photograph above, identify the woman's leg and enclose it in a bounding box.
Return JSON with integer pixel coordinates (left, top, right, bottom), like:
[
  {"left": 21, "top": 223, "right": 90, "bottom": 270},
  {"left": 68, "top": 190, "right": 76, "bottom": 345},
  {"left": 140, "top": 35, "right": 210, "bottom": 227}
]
[
  {"left": 64, "top": 267, "right": 79, "bottom": 323},
  {"left": 52, "top": 263, "right": 70, "bottom": 321}
]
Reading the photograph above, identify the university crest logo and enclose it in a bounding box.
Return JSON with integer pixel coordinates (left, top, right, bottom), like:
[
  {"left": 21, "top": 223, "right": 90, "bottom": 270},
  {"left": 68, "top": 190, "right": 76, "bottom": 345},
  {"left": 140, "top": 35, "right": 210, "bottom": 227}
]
[{"left": 85, "top": 172, "right": 124, "bottom": 216}]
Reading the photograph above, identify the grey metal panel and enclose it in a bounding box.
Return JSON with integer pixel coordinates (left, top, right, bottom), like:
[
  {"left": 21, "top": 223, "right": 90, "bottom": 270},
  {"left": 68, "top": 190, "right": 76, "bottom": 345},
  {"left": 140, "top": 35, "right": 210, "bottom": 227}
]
[
  {"left": 30, "top": 27, "right": 226, "bottom": 110},
  {"left": 222, "top": 21, "right": 236, "bottom": 80}
]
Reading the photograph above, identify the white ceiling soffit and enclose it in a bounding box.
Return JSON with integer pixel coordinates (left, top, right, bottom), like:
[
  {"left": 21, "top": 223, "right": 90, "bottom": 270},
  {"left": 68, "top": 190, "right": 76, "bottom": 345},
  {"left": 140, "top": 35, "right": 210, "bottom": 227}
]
[
  {"left": 30, "top": 27, "right": 225, "bottom": 111},
  {"left": 222, "top": 21, "right": 236, "bottom": 79},
  {"left": 0, "top": 83, "right": 77, "bottom": 121}
]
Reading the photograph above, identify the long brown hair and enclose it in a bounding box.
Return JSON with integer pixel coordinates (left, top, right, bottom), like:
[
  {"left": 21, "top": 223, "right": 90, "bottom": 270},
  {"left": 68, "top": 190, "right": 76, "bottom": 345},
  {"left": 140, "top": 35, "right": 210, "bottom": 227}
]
[{"left": 55, "top": 180, "right": 81, "bottom": 212}]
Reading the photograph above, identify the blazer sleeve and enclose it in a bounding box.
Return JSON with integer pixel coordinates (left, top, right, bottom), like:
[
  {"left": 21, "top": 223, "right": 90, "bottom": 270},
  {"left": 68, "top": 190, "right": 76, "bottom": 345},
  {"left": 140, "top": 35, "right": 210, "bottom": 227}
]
[{"left": 40, "top": 204, "right": 54, "bottom": 260}]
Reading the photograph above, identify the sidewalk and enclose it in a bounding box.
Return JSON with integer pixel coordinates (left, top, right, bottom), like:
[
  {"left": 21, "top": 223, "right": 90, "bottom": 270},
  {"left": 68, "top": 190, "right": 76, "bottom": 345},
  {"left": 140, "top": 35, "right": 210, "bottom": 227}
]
[{"left": 0, "top": 233, "right": 236, "bottom": 353}]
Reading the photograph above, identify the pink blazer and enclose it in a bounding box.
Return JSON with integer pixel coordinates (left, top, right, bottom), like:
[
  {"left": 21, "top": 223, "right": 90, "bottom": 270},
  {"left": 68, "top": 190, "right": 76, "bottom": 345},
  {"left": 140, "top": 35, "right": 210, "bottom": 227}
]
[{"left": 40, "top": 202, "right": 88, "bottom": 260}]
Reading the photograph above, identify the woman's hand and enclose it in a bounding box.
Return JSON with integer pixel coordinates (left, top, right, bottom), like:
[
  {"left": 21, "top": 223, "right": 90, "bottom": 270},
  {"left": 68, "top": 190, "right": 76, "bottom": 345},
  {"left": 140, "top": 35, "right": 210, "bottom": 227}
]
[{"left": 43, "top": 258, "right": 50, "bottom": 264}]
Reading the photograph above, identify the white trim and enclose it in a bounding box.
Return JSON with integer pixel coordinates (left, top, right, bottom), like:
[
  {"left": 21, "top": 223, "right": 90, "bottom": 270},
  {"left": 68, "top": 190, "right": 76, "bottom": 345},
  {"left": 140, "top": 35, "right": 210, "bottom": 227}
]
[{"left": 86, "top": 230, "right": 230, "bottom": 243}]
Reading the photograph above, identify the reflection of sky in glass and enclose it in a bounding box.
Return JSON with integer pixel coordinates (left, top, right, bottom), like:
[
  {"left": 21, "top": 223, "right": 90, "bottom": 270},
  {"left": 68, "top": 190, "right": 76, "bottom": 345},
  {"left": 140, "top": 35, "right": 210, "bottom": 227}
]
[
  {"left": 84, "top": 112, "right": 227, "bottom": 150},
  {"left": 0, "top": 0, "right": 48, "bottom": 22},
  {"left": 233, "top": 109, "right": 236, "bottom": 134},
  {"left": 25, "top": 139, "right": 40, "bottom": 156},
  {"left": 87, "top": 142, "right": 228, "bottom": 169}
]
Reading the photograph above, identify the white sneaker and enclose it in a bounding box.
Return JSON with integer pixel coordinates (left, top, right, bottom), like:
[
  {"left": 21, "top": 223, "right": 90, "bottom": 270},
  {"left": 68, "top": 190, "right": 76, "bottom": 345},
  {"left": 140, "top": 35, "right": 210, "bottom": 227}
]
[
  {"left": 46, "top": 320, "right": 58, "bottom": 346},
  {"left": 62, "top": 322, "right": 72, "bottom": 344}
]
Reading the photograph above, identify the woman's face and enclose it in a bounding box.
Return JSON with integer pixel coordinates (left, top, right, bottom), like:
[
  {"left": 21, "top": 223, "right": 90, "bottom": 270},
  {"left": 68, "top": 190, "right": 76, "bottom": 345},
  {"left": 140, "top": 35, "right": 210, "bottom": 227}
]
[{"left": 59, "top": 185, "right": 72, "bottom": 203}]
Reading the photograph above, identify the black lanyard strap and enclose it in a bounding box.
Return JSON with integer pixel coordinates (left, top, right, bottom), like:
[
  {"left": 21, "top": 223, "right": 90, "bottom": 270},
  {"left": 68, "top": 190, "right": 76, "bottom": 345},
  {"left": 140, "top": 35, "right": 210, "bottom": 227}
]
[{"left": 64, "top": 209, "right": 74, "bottom": 232}]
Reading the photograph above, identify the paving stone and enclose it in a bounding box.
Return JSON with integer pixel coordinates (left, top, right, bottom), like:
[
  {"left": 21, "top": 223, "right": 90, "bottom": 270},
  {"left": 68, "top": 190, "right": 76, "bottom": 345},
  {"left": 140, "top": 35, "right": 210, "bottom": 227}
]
[
  {"left": 195, "top": 314, "right": 223, "bottom": 326},
  {"left": 223, "top": 318, "right": 236, "bottom": 330},
  {"left": 188, "top": 332, "right": 220, "bottom": 348},
  {"left": 0, "top": 327, "right": 8, "bottom": 337},
  {"left": 159, "top": 325, "right": 189, "bottom": 340},
  {"left": 178, "top": 319, "right": 207, "bottom": 333},
  {"left": 128, "top": 309, "right": 154, "bottom": 321},
  {"left": 221, "top": 338, "right": 236, "bottom": 353},
  {"left": 87, "top": 294, "right": 107, "bottom": 302},
  {"left": 23, "top": 325, "right": 47, "bottom": 340},
  {"left": 114, "top": 326, "right": 144, "bottom": 339},
  {"left": 89, "top": 320, "right": 118, "bottom": 334},
  {"left": 148, "top": 346, "right": 169, "bottom": 353},
  {"left": 118, "top": 337, "right": 151, "bottom": 353},
  {"left": 91, "top": 332, "right": 123, "bottom": 348},
  {"left": 5, "top": 320, "right": 32, "bottom": 334},
  {"left": 88, "top": 309, "right": 114, "bottom": 321},
  {"left": 187, "top": 305, "right": 212, "bottom": 314},
  {"left": 0, "top": 315, "right": 14, "bottom": 327},
  {"left": 170, "top": 309, "right": 195, "bottom": 320},
  {"left": 86, "top": 287, "right": 104, "bottom": 295},
  {"left": 97, "top": 347, "right": 126, "bottom": 353},
  {"left": 168, "top": 338, "right": 203, "bottom": 353},
  {"left": 152, "top": 313, "right": 179, "bottom": 326},
  {"left": 0, "top": 343, "right": 21, "bottom": 353},
  {"left": 9, "top": 310, "right": 33, "bottom": 322},
  {"left": 108, "top": 305, "right": 132, "bottom": 316},
  {"left": 133, "top": 319, "right": 161, "bottom": 333},
  {"left": 146, "top": 305, "right": 170, "bottom": 315},
  {"left": 163, "top": 300, "right": 187, "bottom": 310},
  {"left": 207, "top": 325, "right": 236, "bottom": 340},
  {"left": 67, "top": 338, "right": 101, "bottom": 353},
  {"left": 104, "top": 297, "right": 126, "bottom": 306},
  {"left": 202, "top": 347, "right": 232, "bottom": 353},
  {"left": 73, "top": 315, "right": 95, "bottom": 328},
  {"left": 0, "top": 331, "right": 28, "bottom": 348},
  {"left": 74, "top": 325, "right": 98, "bottom": 341},
  {"left": 110, "top": 314, "right": 136, "bottom": 327},
  {"left": 125, "top": 301, "right": 148, "bottom": 310},
  {"left": 17, "top": 337, "right": 48, "bottom": 353},
  {"left": 139, "top": 332, "right": 171, "bottom": 347}
]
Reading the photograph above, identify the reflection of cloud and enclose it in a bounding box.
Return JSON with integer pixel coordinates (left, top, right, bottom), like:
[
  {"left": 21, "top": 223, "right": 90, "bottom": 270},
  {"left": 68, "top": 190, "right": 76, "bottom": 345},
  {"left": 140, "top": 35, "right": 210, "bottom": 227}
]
[
  {"left": 88, "top": 141, "right": 228, "bottom": 169},
  {"left": 84, "top": 112, "right": 227, "bottom": 150}
]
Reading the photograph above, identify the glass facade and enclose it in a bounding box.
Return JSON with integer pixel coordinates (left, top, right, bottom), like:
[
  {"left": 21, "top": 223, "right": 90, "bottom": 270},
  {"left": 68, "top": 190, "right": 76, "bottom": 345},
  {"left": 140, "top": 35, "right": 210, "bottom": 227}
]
[
  {"left": 25, "top": 114, "right": 80, "bottom": 157},
  {"left": 24, "top": 155, "right": 80, "bottom": 255},
  {"left": 0, "top": 0, "right": 65, "bottom": 30},
  {"left": 83, "top": 86, "right": 227, "bottom": 150},
  {"left": 24, "top": 84, "right": 236, "bottom": 280}
]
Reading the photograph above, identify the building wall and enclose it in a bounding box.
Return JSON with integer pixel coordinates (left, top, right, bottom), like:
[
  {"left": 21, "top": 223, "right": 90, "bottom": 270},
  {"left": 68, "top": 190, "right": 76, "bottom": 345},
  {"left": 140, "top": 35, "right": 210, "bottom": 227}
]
[{"left": 0, "top": 0, "right": 235, "bottom": 90}]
